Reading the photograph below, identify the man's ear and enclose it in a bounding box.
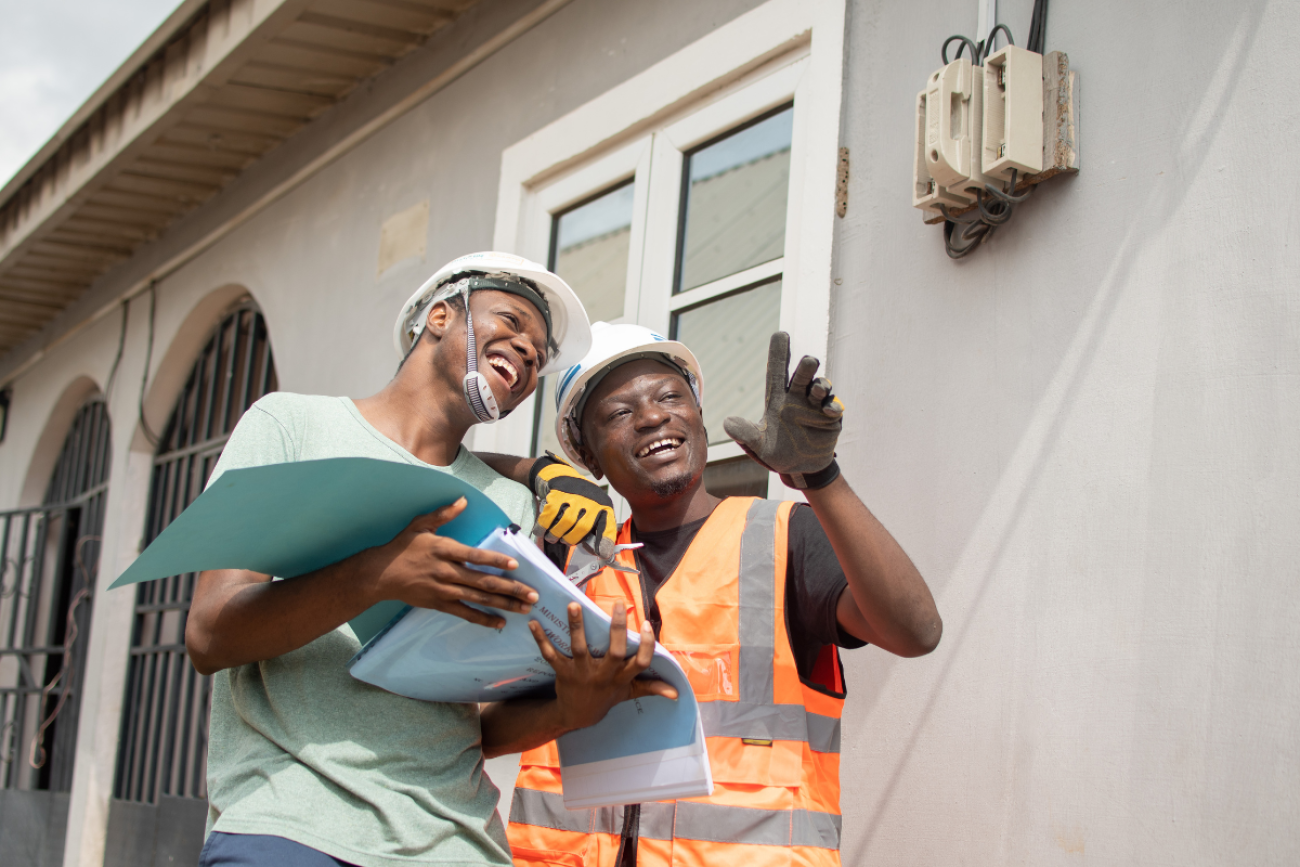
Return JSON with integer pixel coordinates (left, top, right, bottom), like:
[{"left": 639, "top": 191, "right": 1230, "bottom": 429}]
[
  {"left": 578, "top": 442, "right": 603, "bottom": 481},
  {"left": 424, "top": 300, "right": 455, "bottom": 339}
]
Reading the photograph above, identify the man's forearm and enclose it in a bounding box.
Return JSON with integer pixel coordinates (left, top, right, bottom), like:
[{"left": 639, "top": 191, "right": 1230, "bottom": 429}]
[
  {"left": 475, "top": 452, "right": 538, "bottom": 487},
  {"left": 480, "top": 698, "right": 571, "bottom": 758},
  {"left": 187, "top": 556, "right": 375, "bottom": 675},
  {"left": 804, "top": 475, "right": 942, "bottom": 657}
]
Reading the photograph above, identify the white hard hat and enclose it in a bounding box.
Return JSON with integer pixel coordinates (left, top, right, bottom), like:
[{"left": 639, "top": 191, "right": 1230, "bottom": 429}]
[
  {"left": 553, "top": 322, "right": 703, "bottom": 471},
  {"left": 393, "top": 251, "right": 592, "bottom": 376}
]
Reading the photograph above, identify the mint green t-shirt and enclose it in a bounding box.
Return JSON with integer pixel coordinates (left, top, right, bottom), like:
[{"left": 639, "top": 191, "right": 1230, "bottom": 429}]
[{"left": 202, "top": 393, "right": 534, "bottom": 866}]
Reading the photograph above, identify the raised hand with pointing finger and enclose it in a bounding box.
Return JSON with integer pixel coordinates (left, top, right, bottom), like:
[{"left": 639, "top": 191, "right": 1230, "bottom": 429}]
[{"left": 723, "top": 331, "right": 845, "bottom": 490}]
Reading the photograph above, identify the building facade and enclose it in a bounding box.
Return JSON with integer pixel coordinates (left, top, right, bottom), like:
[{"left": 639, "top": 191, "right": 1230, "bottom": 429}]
[{"left": 0, "top": 0, "right": 1297, "bottom": 865}]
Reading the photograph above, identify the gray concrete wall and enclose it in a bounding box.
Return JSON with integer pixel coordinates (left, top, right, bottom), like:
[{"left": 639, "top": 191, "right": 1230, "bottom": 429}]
[
  {"left": 1, "top": 0, "right": 1296, "bottom": 864},
  {"left": 0, "top": 790, "right": 69, "bottom": 867},
  {"left": 832, "top": 0, "right": 1300, "bottom": 863}
]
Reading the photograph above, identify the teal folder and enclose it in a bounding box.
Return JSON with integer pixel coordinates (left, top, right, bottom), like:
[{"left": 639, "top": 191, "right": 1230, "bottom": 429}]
[
  {"left": 111, "top": 455, "right": 714, "bottom": 807},
  {"left": 110, "top": 457, "right": 508, "bottom": 644}
]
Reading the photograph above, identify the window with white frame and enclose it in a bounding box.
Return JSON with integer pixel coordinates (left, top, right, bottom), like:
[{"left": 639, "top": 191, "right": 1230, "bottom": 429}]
[{"left": 486, "top": 0, "right": 846, "bottom": 507}]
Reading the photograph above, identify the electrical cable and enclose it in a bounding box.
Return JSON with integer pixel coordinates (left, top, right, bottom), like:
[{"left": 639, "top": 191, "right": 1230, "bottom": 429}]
[
  {"left": 941, "top": 35, "right": 980, "bottom": 65},
  {"left": 103, "top": 300, "right": 128, "bottom": 400},
  {"left": 28, "top": 534, "right": 98, "bottom": 770},
  {"left": 138, "top": 282, "right": 160, "bottom": 447},
  {"left": 944, "top": 23, "right": 1014, "bottom": 67},
  {"left": 1027, "top": 0, "right": 1049, "bottom": 54},
  {"left": 933, "top": 0, "right": 1048, "bottom": 259},
  {"left": 941, "top": 169, "right": 1034, "bottom": 259},
  {"left": 982, "top": 24, "right": 1015, "bottom": 59}
]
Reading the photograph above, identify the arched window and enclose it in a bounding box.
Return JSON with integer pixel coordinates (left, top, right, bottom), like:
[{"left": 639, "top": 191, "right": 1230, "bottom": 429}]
[
  {"left": 0, "top": 397, "right": 111, "bottom": 793},
  {"left": 114, "top": 302, "right": 276, "bottom": 803}
]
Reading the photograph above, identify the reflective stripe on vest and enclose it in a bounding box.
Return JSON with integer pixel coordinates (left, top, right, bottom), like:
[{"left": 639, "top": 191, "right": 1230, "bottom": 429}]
[
  {"left": 508, "top": 497, "right": 846, "bottom": 864},
  {"left": 511, "top": 789, "right": 842, "bottom": 850},
  {"left": 708, "top": 500, "right": 839, "bottom": 754},
  {"left": 738, "top": 500, "right": 780, "bottom": 708}
]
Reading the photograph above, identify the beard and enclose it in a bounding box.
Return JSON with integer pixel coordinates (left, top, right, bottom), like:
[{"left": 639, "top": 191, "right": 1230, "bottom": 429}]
[{"left": 650, "top": 471, "right": 694, "bottom": 498}]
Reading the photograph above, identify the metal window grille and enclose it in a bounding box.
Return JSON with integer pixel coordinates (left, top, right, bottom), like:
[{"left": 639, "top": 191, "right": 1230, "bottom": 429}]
[
  {"left": 113, "top": 303, "right": 276, "bottom": 803},
  {"left": 0, "top": 398, "right": 111, "bottom": 792}
]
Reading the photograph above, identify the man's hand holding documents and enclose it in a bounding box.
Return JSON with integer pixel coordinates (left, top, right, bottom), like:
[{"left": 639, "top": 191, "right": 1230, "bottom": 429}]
[
  {"left": 350, "top": 523, "right": 714, "bottom": 808},
  {"left": 360, "top": 496, "right": 537, "bottom": 630},
  {"left": 532, "top": 601, "right": 678, "bottom": 732}
]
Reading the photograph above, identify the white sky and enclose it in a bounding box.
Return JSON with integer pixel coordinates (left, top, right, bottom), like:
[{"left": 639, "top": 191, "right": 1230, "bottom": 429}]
[{"left": 0, "top": 0, "right": 182, "bottom": 187}]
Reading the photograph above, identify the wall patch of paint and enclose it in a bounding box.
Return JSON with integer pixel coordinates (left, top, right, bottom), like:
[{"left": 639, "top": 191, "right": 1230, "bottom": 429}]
[{"left": 378, "top": 200, "right": 430, "bottom": 276}]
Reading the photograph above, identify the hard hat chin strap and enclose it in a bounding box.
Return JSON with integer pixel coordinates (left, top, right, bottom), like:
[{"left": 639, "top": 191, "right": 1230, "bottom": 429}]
[{"left": 459, "top": 283, "right": 500, "bottom": 424}]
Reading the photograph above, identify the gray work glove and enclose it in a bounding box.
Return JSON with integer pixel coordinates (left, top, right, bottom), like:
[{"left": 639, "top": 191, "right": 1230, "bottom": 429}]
[{"left": 723, "top": 332, "right": 845, "bottom": 490}]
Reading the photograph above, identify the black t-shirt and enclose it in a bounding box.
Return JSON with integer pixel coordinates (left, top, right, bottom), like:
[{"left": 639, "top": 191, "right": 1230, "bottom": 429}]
[{"left": 628, "top": 502, "right": 866, "bottom": 684}]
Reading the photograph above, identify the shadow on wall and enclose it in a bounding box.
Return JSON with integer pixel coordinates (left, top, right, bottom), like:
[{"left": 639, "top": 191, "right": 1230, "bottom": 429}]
[
  {"left": 18, "top": 376, "right": 102, "bottom": 507},
  {"left": 831, "top": 0, "right": 1271, "bottom": 860},
  {"left": 134, "top": 283, "right": 255, "bottom": 455}
]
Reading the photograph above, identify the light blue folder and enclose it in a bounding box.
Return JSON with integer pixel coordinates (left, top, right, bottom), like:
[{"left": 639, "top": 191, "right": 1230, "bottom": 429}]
[{"left": 348, "top": 525, "right": 700, "bottom": 766}]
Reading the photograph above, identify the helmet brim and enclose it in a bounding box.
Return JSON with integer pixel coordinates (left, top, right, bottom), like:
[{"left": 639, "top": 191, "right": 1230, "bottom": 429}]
[
  {"left": 554, "top": 330, "right": 703, "bottom": 472},
  {"left": 393, "top": 252, "right": 592, "bottom": 375}
]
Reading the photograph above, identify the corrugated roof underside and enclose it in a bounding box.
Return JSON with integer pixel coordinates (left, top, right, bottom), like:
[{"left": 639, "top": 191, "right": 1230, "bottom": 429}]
[{"left": 0, "top": 0, "right": 481, "bottom": 355}]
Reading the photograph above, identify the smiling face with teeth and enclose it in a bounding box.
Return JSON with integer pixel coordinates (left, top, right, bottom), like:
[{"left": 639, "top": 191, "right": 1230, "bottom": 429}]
[
  {"left": 576, "top": 358, "right": 710, "bottom": 506},
  {"left": 415, "top": 288, "right": 550, "bottom": 421},
  {"left": 467, "top": 290, "right": 551, "bottom": 412}
]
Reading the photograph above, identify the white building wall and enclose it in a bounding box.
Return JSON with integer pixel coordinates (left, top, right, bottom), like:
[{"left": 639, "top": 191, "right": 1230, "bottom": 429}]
[
  {"left": 833, "top": 0, "right": 1299, "bottom": 864},
  {"left": 0, "top": 0, "right": 1295, "bottom": 864}
]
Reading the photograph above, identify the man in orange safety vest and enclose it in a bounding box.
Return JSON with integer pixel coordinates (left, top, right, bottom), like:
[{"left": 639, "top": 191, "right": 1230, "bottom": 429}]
[{"left": 479, "top": 324, "right": 942, "bottom": 867}]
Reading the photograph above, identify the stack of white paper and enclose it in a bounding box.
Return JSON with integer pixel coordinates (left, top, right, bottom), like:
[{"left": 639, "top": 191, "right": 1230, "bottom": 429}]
[{"left": 349, "top": 528, "right": 712, "bottom": 808}]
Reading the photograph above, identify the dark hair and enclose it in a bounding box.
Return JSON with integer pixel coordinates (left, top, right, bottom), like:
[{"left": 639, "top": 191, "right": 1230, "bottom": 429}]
[{"left": 395, "top": 293, "right": 466, "bottom": 373}]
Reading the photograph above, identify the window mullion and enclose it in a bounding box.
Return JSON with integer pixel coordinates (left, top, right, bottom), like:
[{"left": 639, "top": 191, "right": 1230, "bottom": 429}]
[{"left": 635, "top": 133, "right": 686, "bottom": 333}]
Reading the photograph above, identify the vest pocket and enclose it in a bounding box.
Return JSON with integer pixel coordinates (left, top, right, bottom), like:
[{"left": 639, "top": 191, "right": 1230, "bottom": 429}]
[
  {"left": 704, "top": 736, "right": 803, "bottom": 788},
  {"left": 510, "top": 845, "right": 586, "bottom": 867},
  {"left": 668, "top": 645, "right": 740, "bottom": 701}
]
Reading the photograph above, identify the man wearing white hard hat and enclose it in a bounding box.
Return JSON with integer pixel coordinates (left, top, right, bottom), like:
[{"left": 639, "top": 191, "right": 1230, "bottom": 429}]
[
  {"left": 185, "top": 254, "right": 668, "bottom": 867},
  {"left": 478, "top": 323, "right": 943, "bottom": 867}
]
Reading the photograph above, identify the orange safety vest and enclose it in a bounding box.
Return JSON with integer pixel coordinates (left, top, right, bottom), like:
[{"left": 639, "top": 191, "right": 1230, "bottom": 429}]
[{"left": 508, "top": 497, "right": 846, "bottom": 867}]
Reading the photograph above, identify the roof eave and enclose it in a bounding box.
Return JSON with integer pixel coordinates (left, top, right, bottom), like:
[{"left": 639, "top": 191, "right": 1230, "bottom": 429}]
[{"left": 0, "top": 0, "right": 210, "bottom": 206}]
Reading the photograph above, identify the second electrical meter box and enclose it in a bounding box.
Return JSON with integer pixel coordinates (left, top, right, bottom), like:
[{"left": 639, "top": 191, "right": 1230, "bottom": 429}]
[{"left": 982, "top": 45, "right": 1044, "bottom": 180}]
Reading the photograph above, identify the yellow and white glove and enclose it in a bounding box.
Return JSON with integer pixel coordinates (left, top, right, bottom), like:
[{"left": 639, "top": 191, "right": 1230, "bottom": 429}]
[
  {"left": 529, "top": 452, "right": 618, "bottom": 559},
  {"left": 723, "top": 331, "right": 845, "bottom": 490}
]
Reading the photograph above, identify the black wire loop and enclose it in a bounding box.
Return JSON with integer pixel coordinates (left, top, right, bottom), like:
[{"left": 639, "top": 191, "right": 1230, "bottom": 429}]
[
  {"left": 982, "top": 24, "right": 1015, "bottom": 58},
  {"left": 940, "top": 170, "right": 1035, "bottom": 259},
  {"left": 941, "top": 35, "right": 981, "bottom": 65}
]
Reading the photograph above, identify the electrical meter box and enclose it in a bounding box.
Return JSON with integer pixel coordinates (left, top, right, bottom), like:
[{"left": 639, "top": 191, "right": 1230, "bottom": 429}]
[
  {"left": 912, "top": 84, "right": 974, "bottom": 213},
  {"left": 982, "top": 45, "right": 1044, "bottom": 179},
  {"left": 913, "top": 57, "right": 993, "bottom": 213}
]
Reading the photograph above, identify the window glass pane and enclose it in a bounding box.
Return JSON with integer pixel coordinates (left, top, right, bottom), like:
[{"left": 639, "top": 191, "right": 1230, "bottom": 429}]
[
  {"left": 552, "top": 181, "right": 635, "bottom": 323},
  {"left": 535, "top": 181, "right": 635, "bottom": 458},
  {"left": 704, "top": 455, "right": 769, "bottom": 498},
  {"left": 672, "top": 279, "right": 781, "bottom": 445},
  {"left": 677, "top": 105, "right": 793, "bottom": 292}
]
